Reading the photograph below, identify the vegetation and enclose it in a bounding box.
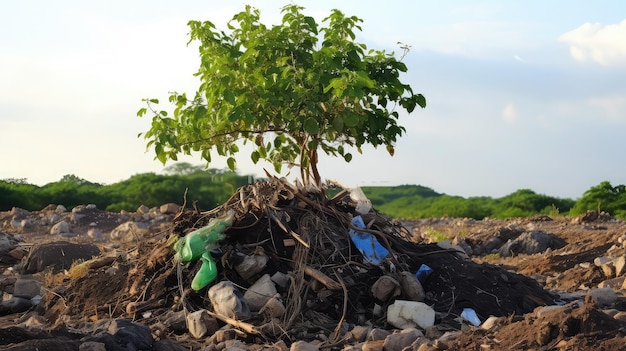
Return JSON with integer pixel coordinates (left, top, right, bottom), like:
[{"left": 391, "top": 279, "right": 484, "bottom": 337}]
[
  {"left": 0, "top": 163, "right": 255, "bottom": 212},
  {"left": 138, "top": 5, "right": 425, "bottom": 186},
  {"left": 1, "top": 168, "right": 623, "bottom": 221}
]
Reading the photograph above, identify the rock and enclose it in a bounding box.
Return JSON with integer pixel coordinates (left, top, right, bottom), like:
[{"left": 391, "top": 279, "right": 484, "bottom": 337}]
[
  {"left": 208, "top": 281, "right": 250, "bottom": 319},
  {"left": 87, "top": 228, "right": 103, "bottom": 240},
  {"left": 480, "top": 316, "right": 502, "bottom": 330},
  {"left": 600, "top": 261, "right": 616, "bottom": 278},
  {"left": 367, "top": 328, "right": 391, "bottom": 341},
  {"left": 109, "top": 221, "right": 148, "bottom": 242},
  {"left": 349, "top": 325, "right": 370, "bottom": 343},
  {"left": 23, "top": 241, "right": 100, "bottom": 274},
  {"left": 208, "top": 329, "right": 239, "bottom": 344},
  {"left": 383, "top": 328, "right": 424, "bottom": 351},
  {"left": 235, "top": 253, "right": 269, "bottom": 281},
  {"left": 79, "top": 341, "right": 107, "bottom": 351},
  {"left": 107, "top": 319, "right": 154, "bottom": 350},
  {"left": 587, "top": 288, "right": 618, "bottom": 307},
  {"left": 437, "top": 240, "right": 470, "bottom": 259},
  {"left": 223, "top": 340, "right": 248, "bottom": 351},
  {"left": 160, "top": 203, "right": 181, "bottom": 214},
  {"left": 244, "top": 274, "right": 277, "bottom": 311},
  {"left": 290, "top": 340, "right": 319, "bottom": 351},
  {"left": 598, "top": 277, "right": 625, "bottom": 289},
  {"left": 0, "top": 297, "right": 32, "bottom": 315},
  {"left": 614, "top": 256, "right": 625, "bottom": 276},
  {"left": 271, "top": 271, "right": 290, "bottom": 289},
  {"left": 13, "top": 275, "right": 40, "bottom": 299},
  {"left": 137, "top": 205, "right": 150, "bottom": 215},
  {"left": 50, "top": 220, "right": 72, "bottom": 235},
  {"left": 371, "top": 275, "right": 401, "bottom": 302},
  {"left": 498, "top": 231, "right": 566, "bottom": 257},
  {"left": 0, "top": 233, "right": 20, "bottom": 257},
  {"left": 398, "top": 271, "right": 425, "bottom": 302},
  {"left": 594, "top": 256, "right": 612, "bottom": 267},
  {"left": 259, "top": 296, "right": 286, "bottom": 319},
  {"left": 55, "top": 204, "right": 67, "bottom": 213},
  {"left": 361, "top": 340, "right": 384, "bottom": 351},
  {"left": 387, "top": 300, "right": 435, "bottom": 330},
  {"left": 162, "top": 310, "right": 187, "bottom": 333},
  {"left": 613, "top": 312, "right": 626, "bottom": 322},
  {"left": 186, "top": 309, "right": 219, "bottom": 338}
]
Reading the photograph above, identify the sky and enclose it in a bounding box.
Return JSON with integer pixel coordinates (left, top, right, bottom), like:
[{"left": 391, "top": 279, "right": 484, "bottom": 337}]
[{"left": 1, "top": 0, "right": 625, "bottom": 199}]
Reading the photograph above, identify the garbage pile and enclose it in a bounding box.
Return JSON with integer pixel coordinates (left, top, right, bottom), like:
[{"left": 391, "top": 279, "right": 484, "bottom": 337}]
[{"left": 37, "top": 177, "right": 556, "bottom": 347}]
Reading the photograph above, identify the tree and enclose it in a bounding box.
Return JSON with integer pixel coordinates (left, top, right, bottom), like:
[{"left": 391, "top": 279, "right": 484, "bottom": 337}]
[{"left": 138, "top": 4, "right": 425, "bottom": 187}]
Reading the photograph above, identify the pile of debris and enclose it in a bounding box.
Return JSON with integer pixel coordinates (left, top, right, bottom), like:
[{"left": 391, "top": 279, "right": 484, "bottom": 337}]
[{"left": 34, "top": 177, "right": 556, "bottom": 349}]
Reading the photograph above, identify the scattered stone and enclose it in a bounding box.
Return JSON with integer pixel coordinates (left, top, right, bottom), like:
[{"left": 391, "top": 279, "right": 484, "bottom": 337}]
[
  {"left": 186, "top": 309, "right": 219, "bottom": 338},
  {"left": 613, "top": 312, "right": 626, "bottom": 322},
  {"left": 290, "top": 340, "right": 319, "bottom": 351},
  {"left": 371, "top": 275, "right": 401, "bottom": 303},
  {"left": 162, "top": 310, "right": 187, "bottom": 333},
  {"left": 259, "top": 295, "right": 286, "bottom": 319},
  {"left": 587, "top": 288, "right": 618, "bottom": 307},
  {"left": 597, "top": 277, "right": 625, "bottom": 289},
  {"left": 387, "top": 300, "right": 436, "bottom": 329},
  {"left": 361, "top": 339, "right": 384, "bottom": 351},
  {"left": 398, "top": 271, "right": 425, "bottom": 302},
  {"left": 480, "top": 316, "right": 502, "bottom": 330},
  {"left": 110, "top": 221, "right": 148, "bottom": 242},
  {"left": 137, "top": 205, "right": 150, "bottom": 215},
  {"left": 367, "top": 328, "right": 391, "bottom": 341},
  {"left": 271, "top": 271, "right": 290, "bottom": 289},
  {"left": 235, "top": 253, "right": 269, "bottom": 281},
  {"left": 23, "top": 241, "right": 100, "bottom": 274},
  {"left": 13, "top": 275, "right": 41, "bottom": 299},
  {"left": 208, "top": 281, "right": 251, "bottom": 319},
  {"left": 244, "top": 274, "right": 277, "bottom": 311},
  {"left": 106, "top": 319, "right": 154, "bottom": 350},
  {"left": 160, "top": 203, "right": 181, "bottom": 215},
  {"left": 424, "top": 326, "right": 442, "bottom": 339},
  {"left": 614, "top": 256, "right": 625, "bottom": 276},
  {"left": 383, "top": 328, "right": 424, "bottom": 351},
  {"left": 498, "top": 231, "right": 566, "bottom": 257},
  {"left": 50, "top": 220, "right": 72, "bottom": 235},
  {"left": 0, "top": 296, "right": 32, "bottom": 315}
]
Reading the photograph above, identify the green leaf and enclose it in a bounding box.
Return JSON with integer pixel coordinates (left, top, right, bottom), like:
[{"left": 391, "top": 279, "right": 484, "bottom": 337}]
[
  {"left": 149, "top": 98, "right": 159, "bottom": 104},
  {"left": 137, "top": 108, "right": 147, "bottom": 117},
  {"left": 332, "top": 117, "right": 344, "bottom": 132},
  {"left": 251, "top": 150, "right": 260, "bottom": 163},
  {"left": 416, "top": 94, "right": 427, "bottom": 108},
  {"left": 224, "top": 90, "right": 236, "bottom": 105},
  {"left": 344, "top": 153, "right": 352, "bottom": 162},
  {"left": 344, "top": 113, "right": 359, "bottom": 127},
  {"left": 227, "top": 157, "right": 236, "bottom": 171},
  {"left": 304, "top": 118, "right": 320, "bottom": 134},
  {"left": 304, "top": 16, "right": 318, "bottom": 34}
]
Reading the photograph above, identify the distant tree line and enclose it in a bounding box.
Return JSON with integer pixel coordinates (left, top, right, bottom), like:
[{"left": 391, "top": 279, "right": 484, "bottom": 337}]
[
  {"left": 0, "top": 163, "right": 254, "bottom": 212},
  {"left": 363, "top": 181, "right": 626, "bottom": 220},
  {"left": 1, "top": 165, "right": 624, "bottom": 220}
]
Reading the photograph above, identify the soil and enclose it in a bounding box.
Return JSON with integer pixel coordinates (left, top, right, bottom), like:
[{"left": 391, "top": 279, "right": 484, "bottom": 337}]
[{"left": 1, "top": 184, "right": 626, "bottom": 350}]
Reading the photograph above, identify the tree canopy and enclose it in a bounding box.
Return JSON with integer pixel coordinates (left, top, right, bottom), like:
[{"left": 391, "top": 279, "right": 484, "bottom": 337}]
[{"left": 138, "top": 4, "right": 425, "bottom": 186}]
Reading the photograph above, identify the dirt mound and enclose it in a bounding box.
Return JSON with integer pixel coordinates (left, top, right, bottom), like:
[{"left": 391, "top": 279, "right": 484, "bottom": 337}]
[{"left": 2, "top": 181, "right": 626, "bottom": 350}]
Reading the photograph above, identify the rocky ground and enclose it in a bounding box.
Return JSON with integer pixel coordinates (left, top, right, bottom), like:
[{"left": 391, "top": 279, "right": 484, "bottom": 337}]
[{"left": 0, "top": 180, "right": 625, "bottom": 350}]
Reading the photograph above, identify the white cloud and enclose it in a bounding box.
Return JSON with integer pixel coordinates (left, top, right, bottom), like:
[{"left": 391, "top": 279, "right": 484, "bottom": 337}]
[
  {"left": 559, "top": 19, "right": 626, "bottom": 66},
  {"left": 502, "top": 103, "right": 517, "bottom": 123}
]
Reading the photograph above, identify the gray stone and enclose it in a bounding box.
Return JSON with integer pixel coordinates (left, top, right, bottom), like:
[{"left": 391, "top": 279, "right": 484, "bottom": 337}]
[
  {"left": 498, "top": 231, "right": 566, "bottom": 257},
  {"left": 614, "top": 256, "right": 626, "bottom": 276},
  {"left": 383, "top": 328, "right": 424, "bottom": 351},
  {"left": 208, "top": 281, "right": 250, "bottom": 319},
  {"left": 290, "top": 340, "right": 319, "bottom": 351},
  {"left": 162, "top": 310, "right": 187, "bottom": 333},
  {"left": 13, "top": 275, "right": 40, "bottom": 299},
  {"left": 87, "top": 228, "right": 103, "bottom": 240},
  {"left": 0, "top": 233, "right": 20, "bottom": 256},
  {"left": 349, "top": 325, "right": 370, "bottom": 343},
  {"left": 259, "top": 296, "right": 286, "bottom": 319},
  {"left": 480, "top": 316, "right": 502, "bottom": 330},
  {"left": 244, "top": 274, "right": 277, "bottom": 311},
  {"left": 50, "top": 220, "right": 72, "bottom": 235},
  {"left": 367, "top": 328, "right": 391, "bottom": 341},
  {"left": 0, "top": 297, "right": 32, "bottom": 315},
  {"left": 109, "top": 221, "right": 148, "bottom": 241},
  {"left": 235, "top": 254, "right": 269, "bottom": 281},
  {"left": 79, "top": 341, "right": 107, "bottom": 351},
  {"left": 598, "top": 277, "right": 625, "bottom": 289},
  {"left": 137, "top": 205, "right": 150, "bottom": 215},
  {"left": 398, "top": 271, "right": 425, "bottom": 302},
  {"left": 594, "top": 256, "right": 613, "bottom": 267},
  {"left": 160, "top": 203, "right": 181, "bottom": 214},
  {"left": 23, "top": 241, "right": 100, "bottom": 274},
  {"left": 55, "top": 204, "right": 67, "bottom": 213},
  {"left": 107, "top": 319, "right": 153, "bottom": 350},
  {"left": 587, "top": 288, "right": 618, "bottom": 307},
  {"left": 370, "top": 275, "right": 401, "bottom": 303},
  {"left": 271, "top": 271, "right": 290, "bottom": 288},
  {"left": 186, "top": 309, "right": 219, "bottom": 338}
]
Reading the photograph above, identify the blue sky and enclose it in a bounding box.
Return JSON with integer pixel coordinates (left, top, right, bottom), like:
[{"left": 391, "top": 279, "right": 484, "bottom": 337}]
[{"left": 1, "top": 0, "right": 625, "bottom": 199}]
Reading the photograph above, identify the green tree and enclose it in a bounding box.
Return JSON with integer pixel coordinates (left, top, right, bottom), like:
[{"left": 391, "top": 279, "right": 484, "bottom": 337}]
[
  {"left": 571, "top": 181, "right": 626, "bottom": 218},
  {"left": 138, "top": 4, "right": 425, "bottom": 186}
]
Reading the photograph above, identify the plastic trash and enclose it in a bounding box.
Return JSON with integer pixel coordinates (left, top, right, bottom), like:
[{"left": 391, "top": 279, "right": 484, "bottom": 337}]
[
  {"left": 415, "top": 264, "right": 433, "bottom": 283},
  {"left": 349, "top": 215, "right": 389, "bottom": 265},
  {"left": 461, "top": 307, "right": 481, "bottom": 326},
  {"left": 349, "top": 186, "right": 372, "bottom": 214},
  {"left": 191, "top": 251, "right": 218, "bottom": 291},
  {"left": 173, "top": 211, "right": 233, "bottom": 262}
]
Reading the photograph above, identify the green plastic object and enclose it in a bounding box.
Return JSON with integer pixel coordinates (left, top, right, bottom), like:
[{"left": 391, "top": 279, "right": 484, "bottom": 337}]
[
  {"left": 173, "top": 211, "right": 233, "bottom": 262},
  {"left": 191, "top": 251, "right": 218, "bottom": 290}
]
